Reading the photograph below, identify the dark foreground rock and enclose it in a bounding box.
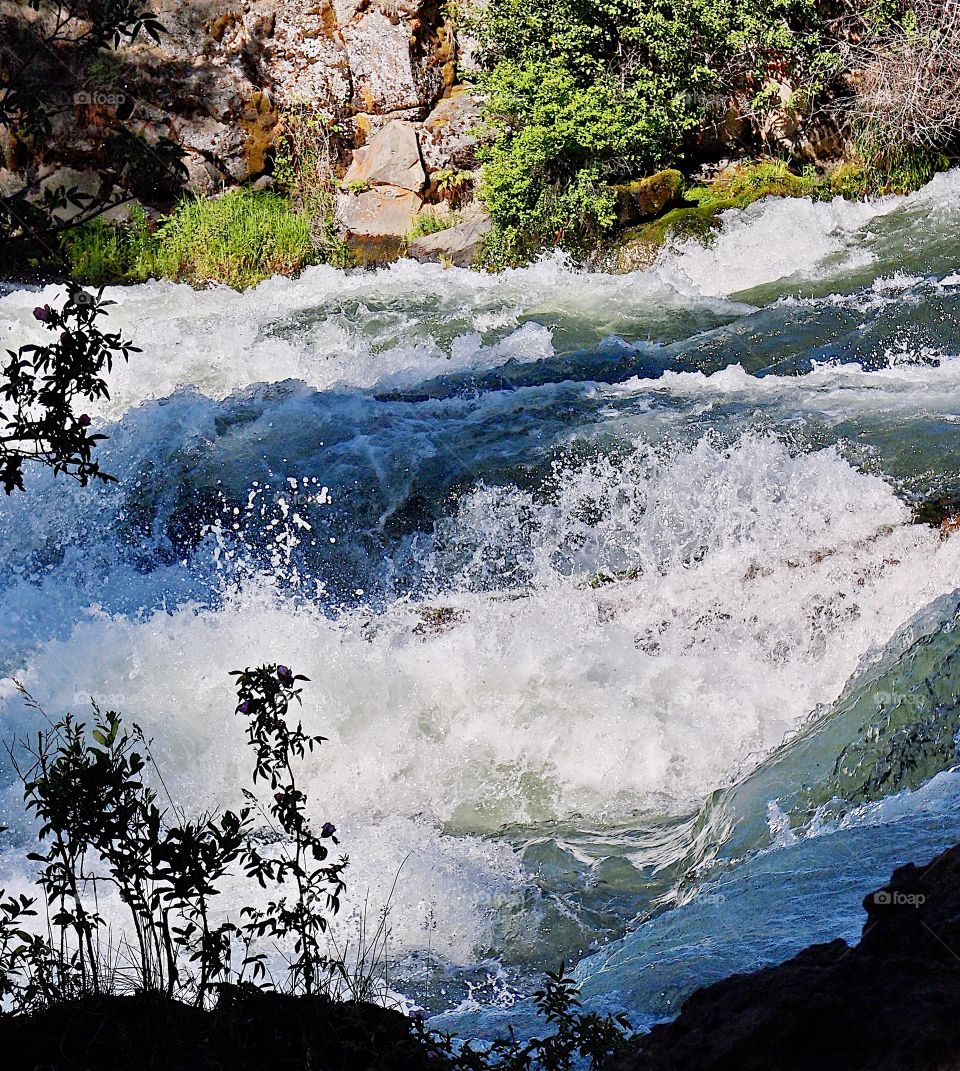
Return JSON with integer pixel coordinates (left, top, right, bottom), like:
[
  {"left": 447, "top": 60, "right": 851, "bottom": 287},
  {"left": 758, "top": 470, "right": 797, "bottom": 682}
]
[
  {"left": 0, "top": 985, "right": 443, "bottom": 1071},
  {"left": 613, "top": 843, "right": 960, "bottom": 1071}
]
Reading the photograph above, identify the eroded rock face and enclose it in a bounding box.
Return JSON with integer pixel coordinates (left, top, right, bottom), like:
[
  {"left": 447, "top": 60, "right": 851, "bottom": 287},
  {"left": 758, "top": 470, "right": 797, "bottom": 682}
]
[
  {"left": 612, "top": 842, "right": 960, "bottom": 1071},
  {"left": 419, "top": 89, "right": 482, "bottom": 172},
  {"left": 3, "top": 0, "right": 466, "bottom": 203}
]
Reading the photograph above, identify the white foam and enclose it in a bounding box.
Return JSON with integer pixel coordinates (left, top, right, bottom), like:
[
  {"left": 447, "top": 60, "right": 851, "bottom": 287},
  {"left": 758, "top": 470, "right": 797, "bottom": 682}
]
[
  {"left": 0, "top": 256, "right": 739, "bottom": 422},
  {"left": 5, "top": 438, "right": 959, "bottom": 836}
]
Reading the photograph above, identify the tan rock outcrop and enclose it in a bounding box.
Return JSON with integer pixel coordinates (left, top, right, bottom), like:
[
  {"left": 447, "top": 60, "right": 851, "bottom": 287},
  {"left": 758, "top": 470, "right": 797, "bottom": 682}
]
[{"left": 343, "top": 121, "right": 426, "bottom": 192}]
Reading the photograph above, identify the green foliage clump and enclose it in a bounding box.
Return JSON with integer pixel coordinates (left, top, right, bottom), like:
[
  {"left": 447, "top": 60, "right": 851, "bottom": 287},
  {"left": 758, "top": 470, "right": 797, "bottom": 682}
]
[
  {"left": 140, "top": 190, "right": 318, "bottom": 289},
  {"left": 61, "top": 206, "right": 153, "bottom": 286},
  {"left": 471, "top": 0, "right": 831, "bottom": 266},
  {"left": 64, "top": 186, "right": 348, "bottom": 290},
  {"left": 685, "top": 159, "right": 819, "bottom": 208},
  {"left": 408, "top": 208, "right": 459, "bottom": 241}
]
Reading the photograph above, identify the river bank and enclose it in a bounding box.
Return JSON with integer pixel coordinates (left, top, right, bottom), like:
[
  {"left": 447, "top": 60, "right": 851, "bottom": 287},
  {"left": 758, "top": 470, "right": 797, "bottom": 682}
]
[{"left": 6, "top": 3, "right": 959, "bottom": 285}]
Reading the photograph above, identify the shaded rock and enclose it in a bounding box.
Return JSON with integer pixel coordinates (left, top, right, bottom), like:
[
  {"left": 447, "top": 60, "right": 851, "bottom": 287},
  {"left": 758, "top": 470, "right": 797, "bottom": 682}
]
[
  {"left": 172, "top": 115, "right": 235, "bottom": 158},
  {"left": 0, "top": 167, "right": 27, "bottom": 198},
  {"left": 35, "top": 166, "right": 107, "bottom": 221},
  {"left": 911, "top": 493, "right": 960, "bottom": 529},
  {"left": 343, "top": 120, "right": 426, "bottom": 192},
  {"left": 420, "top": 89, "right": 482, "bottom": 172},
  {"left": 611, "top": 201, "right": 730, "bottom": 272},
  {"left": 406, "top": 202, "right": 491, "bottom": 267},
  {"left": 612, "top": 841, "right": 960, "bottom": 1071},
  {"left": 181, "top": 152, "right": 230, "bottom": 195},
  {"left": 612, "top": 169, "right": 683, "bottom": 227}
]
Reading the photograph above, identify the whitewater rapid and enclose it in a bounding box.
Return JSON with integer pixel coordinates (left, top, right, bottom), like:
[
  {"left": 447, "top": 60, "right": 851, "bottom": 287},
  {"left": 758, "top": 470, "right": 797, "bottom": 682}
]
[{"left": 3, "top": 171, "right": 960, "bottom": 1024}]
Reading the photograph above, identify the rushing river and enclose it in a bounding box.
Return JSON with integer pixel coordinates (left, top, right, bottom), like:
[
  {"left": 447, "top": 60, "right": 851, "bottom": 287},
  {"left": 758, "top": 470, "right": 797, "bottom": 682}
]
[{"left": 3, "top": 172, "right": 960, "bottom": 1035}]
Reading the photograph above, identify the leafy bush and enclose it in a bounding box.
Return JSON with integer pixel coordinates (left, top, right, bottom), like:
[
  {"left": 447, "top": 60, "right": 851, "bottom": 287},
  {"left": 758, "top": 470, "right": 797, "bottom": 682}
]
[
  {"left": 0, "top": 664, "right": 344, "bottom": 1007},
  {"left": 470, "top": 0, "right": 834, "bottom": 265},
  {"left": 0, "top": 284, "right": 136, "bottom": 493}
]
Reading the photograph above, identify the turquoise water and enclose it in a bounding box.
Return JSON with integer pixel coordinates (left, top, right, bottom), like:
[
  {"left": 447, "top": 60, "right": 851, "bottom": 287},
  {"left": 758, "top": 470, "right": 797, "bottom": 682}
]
[{"left": 2, "top": 172, "right": 960, "bottom": 1030}]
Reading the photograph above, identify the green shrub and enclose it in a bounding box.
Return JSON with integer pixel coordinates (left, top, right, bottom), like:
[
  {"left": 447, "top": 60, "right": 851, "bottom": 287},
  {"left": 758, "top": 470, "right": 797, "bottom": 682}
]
[
  {"left": 407, "top": 208, "right": 459, "bottom": 241},
  {"left": 470, "top": 0, "right": 834, "bottom": 266},
  {"left": 142, "top": 189, "right": 318, "bottom": 289},
  {"left": 63, "top": 186, "right": 348, "bottom": 290}
]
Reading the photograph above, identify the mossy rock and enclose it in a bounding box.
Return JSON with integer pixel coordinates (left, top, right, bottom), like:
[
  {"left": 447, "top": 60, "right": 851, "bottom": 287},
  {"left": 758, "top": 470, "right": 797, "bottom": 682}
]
[
  {"left": 612, "top": 169, "right": 684, "bottom": 226},
  {"left": 613, "top": 200, "right": 736, "bottom": 271},
  {"left": 609, "top": 160, "right": 824, "bottom": 271},
  {"left": 685, "top": 161, "right": 811, "bottom": 209}
]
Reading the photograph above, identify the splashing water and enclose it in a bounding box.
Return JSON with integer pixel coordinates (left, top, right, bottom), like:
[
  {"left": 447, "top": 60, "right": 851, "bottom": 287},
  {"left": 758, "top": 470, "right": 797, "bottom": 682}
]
[{"left": 4, "top": 173, "right": 960, "bottom": 1026}]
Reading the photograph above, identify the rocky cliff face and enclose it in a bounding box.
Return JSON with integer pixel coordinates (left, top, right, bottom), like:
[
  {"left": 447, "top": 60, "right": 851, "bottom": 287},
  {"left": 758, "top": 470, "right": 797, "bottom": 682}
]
[
  {"left": 123, "top": 0, "right": 465, "bottom": 192},
  {"left": 0, "top": 0, "right": 484, "bottom": 260}
]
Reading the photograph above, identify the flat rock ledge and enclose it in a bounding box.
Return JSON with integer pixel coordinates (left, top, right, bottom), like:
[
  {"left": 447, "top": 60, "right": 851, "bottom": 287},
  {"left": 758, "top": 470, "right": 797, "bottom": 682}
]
[{"left": 613, "top": 841, "right": 960, "bottom": 1071}]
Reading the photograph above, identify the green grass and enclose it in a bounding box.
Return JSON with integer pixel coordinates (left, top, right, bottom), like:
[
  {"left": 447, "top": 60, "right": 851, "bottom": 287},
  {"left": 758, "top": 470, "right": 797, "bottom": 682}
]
[
  {"left": 406, "top": 208, "right": 458, "bottom": 242},
  {"left": 62, "top": 188, "right": 346, "bottom": 289}
]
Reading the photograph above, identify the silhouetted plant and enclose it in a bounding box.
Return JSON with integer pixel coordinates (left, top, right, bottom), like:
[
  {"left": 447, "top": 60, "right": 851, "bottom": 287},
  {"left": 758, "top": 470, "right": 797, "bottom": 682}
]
[
  {"left": 7, "top": 694, "right": 255, "bottom": 1005},
  {"left": 0, "top": 845, "right": 38, "bottom": 1006},
  {"left": 232, "top": 664, "right": 346, "bottom": 995},
  {"left": 1, "top": 284, "right": 137, "bottom": 493},
  {"left": 0, "top": 665, "right": 351, "bottom": 1011},
  {"left": 419, "top": 964, "right": 631, "bottom": 1070}
]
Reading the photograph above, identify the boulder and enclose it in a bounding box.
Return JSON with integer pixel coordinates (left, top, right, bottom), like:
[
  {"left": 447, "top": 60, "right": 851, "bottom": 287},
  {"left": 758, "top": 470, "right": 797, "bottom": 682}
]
[
  {"left": 343, "top": 120, "right": 426, "bottom": 192},
  {"left": 35, "top": 167, "right": 106, "bottom": 221},
  {"left": 419, "top": 89, "right": 481, "bottom": 172},
  {"left": 406, "top": 202, "right": 491, "bottom": 267},
  {"left": 612, "top": 169, "right": 684, "bottom": 227},
  {"left": 337, "top": 184, "right": 422, "bottom": 263}
]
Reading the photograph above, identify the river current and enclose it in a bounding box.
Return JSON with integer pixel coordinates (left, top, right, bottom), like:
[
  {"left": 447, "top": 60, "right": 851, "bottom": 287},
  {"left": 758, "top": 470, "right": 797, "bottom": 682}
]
[{"left": 3, "top": 172, "right": 960, "bottom": 1034}]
